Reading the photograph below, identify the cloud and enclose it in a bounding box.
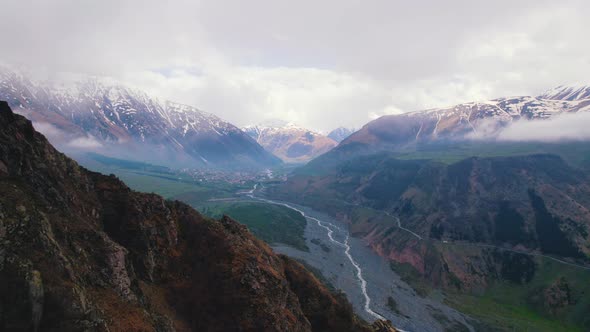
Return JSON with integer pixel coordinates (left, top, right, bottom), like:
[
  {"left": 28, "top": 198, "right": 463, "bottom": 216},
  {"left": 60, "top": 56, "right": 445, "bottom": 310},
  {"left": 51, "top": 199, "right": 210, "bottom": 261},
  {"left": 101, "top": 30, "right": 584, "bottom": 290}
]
[
  {"left": 496, "top": 112, "right": 590, "bottom": 142},
  {"left": 32, "top": 121, "right": 103, "bottom": 150},
  {"left": 121, "top": 66, "right": 403, "bottom": 131},
  {"left": 66, "top": 136, "right": 103, "bottom": 149},
  {"left": 1, "top": 1, "right": 590, "bottom": 132},
  {"left": 30, "top": 120, "right": 203, "bottom": 168},
  {"left": 31, "top": 122, "right": 68, "bottom": 141}
]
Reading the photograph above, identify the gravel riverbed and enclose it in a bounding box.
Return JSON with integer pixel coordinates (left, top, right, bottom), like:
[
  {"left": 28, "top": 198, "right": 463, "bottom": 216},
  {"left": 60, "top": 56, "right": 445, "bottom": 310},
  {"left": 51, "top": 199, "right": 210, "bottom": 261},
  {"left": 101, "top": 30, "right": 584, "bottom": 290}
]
[{"left": 263, "top": 199, "right": 474, "bottom": 332}]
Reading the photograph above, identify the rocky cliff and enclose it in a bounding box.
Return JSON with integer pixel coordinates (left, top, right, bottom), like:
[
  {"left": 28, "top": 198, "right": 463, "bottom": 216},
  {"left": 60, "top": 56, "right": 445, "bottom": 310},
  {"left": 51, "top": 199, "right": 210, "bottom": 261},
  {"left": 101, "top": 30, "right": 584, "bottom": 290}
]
[{"left": 0, "top": 101, "right": 396, "bottom": 331}]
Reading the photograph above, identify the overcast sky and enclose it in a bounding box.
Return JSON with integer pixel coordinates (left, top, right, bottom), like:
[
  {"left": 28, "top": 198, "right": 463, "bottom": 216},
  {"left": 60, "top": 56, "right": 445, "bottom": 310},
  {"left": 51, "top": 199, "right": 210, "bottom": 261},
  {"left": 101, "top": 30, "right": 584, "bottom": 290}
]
[{"left": 1, "top": 0, "right": 589, "bottom": 132}]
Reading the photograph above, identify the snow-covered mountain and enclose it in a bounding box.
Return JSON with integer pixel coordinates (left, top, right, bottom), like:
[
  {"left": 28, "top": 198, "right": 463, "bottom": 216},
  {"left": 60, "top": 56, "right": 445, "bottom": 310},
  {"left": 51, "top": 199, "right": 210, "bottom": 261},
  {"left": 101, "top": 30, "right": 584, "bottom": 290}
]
[
  {"left": 337, "top": 86, "right": 590, "bottom": 150},
  {"left": 0, "top": 68, "right": 280, "bottom": 169},
  {"left": 243, "top": 120, "right": 337, "bottom": 163},
  {"left": 327, "top": 127, "right": 355, "bottom": 143}
]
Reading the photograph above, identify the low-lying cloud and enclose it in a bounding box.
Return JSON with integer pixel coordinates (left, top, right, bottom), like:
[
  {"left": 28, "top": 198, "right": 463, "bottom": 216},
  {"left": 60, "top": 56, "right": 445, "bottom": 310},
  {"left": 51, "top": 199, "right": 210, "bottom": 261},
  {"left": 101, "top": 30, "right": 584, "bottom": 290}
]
[
  {"left": 31, "top": 121, "right": 202, "bottom": 168},
  {"left": 32, "top": 121, "right": 103, "bottom": 150},
  {"left": 465, "top": 111, "right": 590, "bottom": 142},
  {"left": 495, "top": 112, "right": 590, "bottom": 142},
  {"left": 67, "top": 136, "right": 104, "bottom": 149}
]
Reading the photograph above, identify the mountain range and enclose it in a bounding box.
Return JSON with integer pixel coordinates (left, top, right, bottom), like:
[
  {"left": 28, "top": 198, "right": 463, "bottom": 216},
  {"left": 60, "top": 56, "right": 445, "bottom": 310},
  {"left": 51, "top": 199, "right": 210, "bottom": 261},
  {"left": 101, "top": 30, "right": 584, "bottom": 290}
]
[
  {"left": 279, "top": 83, "right": 590, "bottom": 270},
  {"left": 0, "top": 68, "right": 281, "bottom": 169},
  {"left": 335, "top": 86, "right": 590, "bottom": 155},
  {"left": 243, "top": 120, "right": 337, "bottom": 163},
  {"left": 268, "top": 84, "right": 590, "bottom": 330}
]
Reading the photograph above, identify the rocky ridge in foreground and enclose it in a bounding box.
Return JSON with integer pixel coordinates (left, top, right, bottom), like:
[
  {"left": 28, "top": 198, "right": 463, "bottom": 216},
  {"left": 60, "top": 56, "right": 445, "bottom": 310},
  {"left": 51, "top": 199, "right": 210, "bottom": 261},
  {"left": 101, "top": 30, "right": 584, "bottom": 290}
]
[{"left": 0, "top": 100, "right": 396, "bottom": 331}]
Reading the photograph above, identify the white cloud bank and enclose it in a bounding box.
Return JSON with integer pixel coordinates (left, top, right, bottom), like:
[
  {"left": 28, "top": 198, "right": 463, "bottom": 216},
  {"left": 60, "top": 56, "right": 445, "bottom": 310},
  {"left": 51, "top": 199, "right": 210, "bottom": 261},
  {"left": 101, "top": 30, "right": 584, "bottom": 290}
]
[
  {"left": 497, "top": 112, "right": 590, "bottom": 142},
  {"left": 1, "top": 0, "right": 590, "bottom": 132},
  {"left": 32, "top": 122, "right": 103, "bottom": 150}
]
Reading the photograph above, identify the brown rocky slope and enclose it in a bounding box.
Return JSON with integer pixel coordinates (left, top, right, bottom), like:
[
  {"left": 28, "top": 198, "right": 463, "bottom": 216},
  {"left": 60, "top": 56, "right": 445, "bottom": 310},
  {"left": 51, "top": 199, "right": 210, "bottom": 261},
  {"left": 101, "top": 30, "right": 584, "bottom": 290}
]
[{"left": 0, "top": 101, "right": 396, "bottom": 332}]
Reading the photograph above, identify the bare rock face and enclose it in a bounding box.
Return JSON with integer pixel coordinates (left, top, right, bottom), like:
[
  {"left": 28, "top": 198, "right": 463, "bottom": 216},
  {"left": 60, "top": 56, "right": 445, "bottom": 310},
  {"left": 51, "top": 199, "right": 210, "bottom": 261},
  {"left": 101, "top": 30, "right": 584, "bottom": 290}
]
[{"left": 0, "top": 101, "right": 388, "bottom": 331}]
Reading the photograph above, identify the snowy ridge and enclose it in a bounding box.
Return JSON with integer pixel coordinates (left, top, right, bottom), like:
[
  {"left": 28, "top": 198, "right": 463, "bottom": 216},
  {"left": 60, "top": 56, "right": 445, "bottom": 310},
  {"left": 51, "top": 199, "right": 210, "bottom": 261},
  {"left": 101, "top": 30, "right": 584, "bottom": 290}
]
[
  {"left": 0, "top": 67, "right": 279, "bottom": 168},
  {"left": 243, "top": 119, "right": 326, "bottom": 139},
  {"left": 539, "top": 84, "right": 590, "bottom": 101},
  {"left": 411, "top": 95, "right": 587, "bottom": 121},
  {"left": 242, "top": 119, "right": 313, "bottom": 140},
  {"left": 398, "top": 94, "right": 590, "bottom": 138},
  {"left": 343, "top": 86, "right": 590, "bottom": 148}
]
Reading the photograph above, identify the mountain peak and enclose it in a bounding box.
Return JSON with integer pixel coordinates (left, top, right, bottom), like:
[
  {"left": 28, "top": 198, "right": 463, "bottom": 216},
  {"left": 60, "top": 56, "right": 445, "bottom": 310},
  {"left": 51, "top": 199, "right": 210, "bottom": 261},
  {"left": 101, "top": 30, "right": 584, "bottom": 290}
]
[
  {"left": 164, "top": 100, "right": 203, "bottom": 114},
  {"left": 328, "top": 127, "right": 355, "bottom": 143},
  {"left": 242, "top": 121, "right": 337, "bottom": 163}
]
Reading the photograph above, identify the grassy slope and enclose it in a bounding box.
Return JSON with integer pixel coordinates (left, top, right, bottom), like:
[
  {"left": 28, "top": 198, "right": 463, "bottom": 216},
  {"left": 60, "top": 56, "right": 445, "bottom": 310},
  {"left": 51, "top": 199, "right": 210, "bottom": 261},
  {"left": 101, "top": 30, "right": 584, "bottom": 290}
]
[
  {"left": 78, "top": 157, "right": 242, "bottom": 200},
  {"left": 395, "top": 141, "right": 590, "bottom": 167},
  {"left": 391, "top": 253, "right": 590, "bottom": 332},
  {"left": 198, "top": 202, "right": 309, "bottom": 252},
  {"left": 301, "top": 141, "right": 590, "bottom": 176},
  {"left": 110, "top": 170, "right": 212, "bottom": 198}
]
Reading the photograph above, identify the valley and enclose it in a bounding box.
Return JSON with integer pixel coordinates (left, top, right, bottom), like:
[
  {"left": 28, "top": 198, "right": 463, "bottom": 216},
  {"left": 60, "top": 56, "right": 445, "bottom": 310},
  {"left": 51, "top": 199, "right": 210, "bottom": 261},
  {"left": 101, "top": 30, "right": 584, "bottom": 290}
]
[
  {"left": 268, "top": 151, "right": 590, "bottom": 330},
  {"left": 3, "top": 67, "right": 590, "bottom": 332},
  {"left": 4, "top": 90, "right": 590, "bottom": 330},
  {"left": 4, "top": 2, "right": 590, "bottom": 331},
  {"left": 243, "top": 190, "right": 475, "bottom": 332},
  {"left": 0, "top": 102, "right": 394, "bottom": 332},
  {"left": 73, "top": 144, "right": 590, "bottom": 331},
  {"left": 75, "top": 156, "right": 474, "bottom": 331}
]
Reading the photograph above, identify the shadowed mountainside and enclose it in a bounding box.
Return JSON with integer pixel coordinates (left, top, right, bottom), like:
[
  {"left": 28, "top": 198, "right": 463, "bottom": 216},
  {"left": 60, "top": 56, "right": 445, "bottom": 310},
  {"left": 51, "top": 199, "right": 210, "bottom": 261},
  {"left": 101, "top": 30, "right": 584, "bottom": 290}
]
[
  {"left": 270, "top": 150, "right": 590, "bottom": 330},
  {"left": 272, "top": 152, "right": 590, "bottom": 287}
]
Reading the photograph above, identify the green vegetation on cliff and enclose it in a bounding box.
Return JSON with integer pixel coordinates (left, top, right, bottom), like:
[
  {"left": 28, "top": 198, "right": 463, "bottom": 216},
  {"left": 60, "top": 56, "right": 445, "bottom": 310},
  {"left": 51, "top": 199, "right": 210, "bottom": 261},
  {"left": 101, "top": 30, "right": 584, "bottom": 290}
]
[{"left": 390, "top": 249, "right": 590, "bottom": 331}]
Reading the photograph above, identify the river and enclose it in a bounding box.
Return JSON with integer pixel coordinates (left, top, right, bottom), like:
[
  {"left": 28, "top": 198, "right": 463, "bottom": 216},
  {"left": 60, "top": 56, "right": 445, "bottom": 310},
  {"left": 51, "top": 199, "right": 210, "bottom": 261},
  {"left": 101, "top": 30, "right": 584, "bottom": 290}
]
[{"left": 244, "top": 187, "right": 474, "bottom": 332}]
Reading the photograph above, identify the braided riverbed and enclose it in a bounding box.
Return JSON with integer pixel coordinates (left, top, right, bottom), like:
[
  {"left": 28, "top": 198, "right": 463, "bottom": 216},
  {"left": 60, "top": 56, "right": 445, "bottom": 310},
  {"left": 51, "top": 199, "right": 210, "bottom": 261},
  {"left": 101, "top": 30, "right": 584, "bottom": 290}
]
[{"left": 242, "top": 185, "right": 474, "bottom": 332}]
